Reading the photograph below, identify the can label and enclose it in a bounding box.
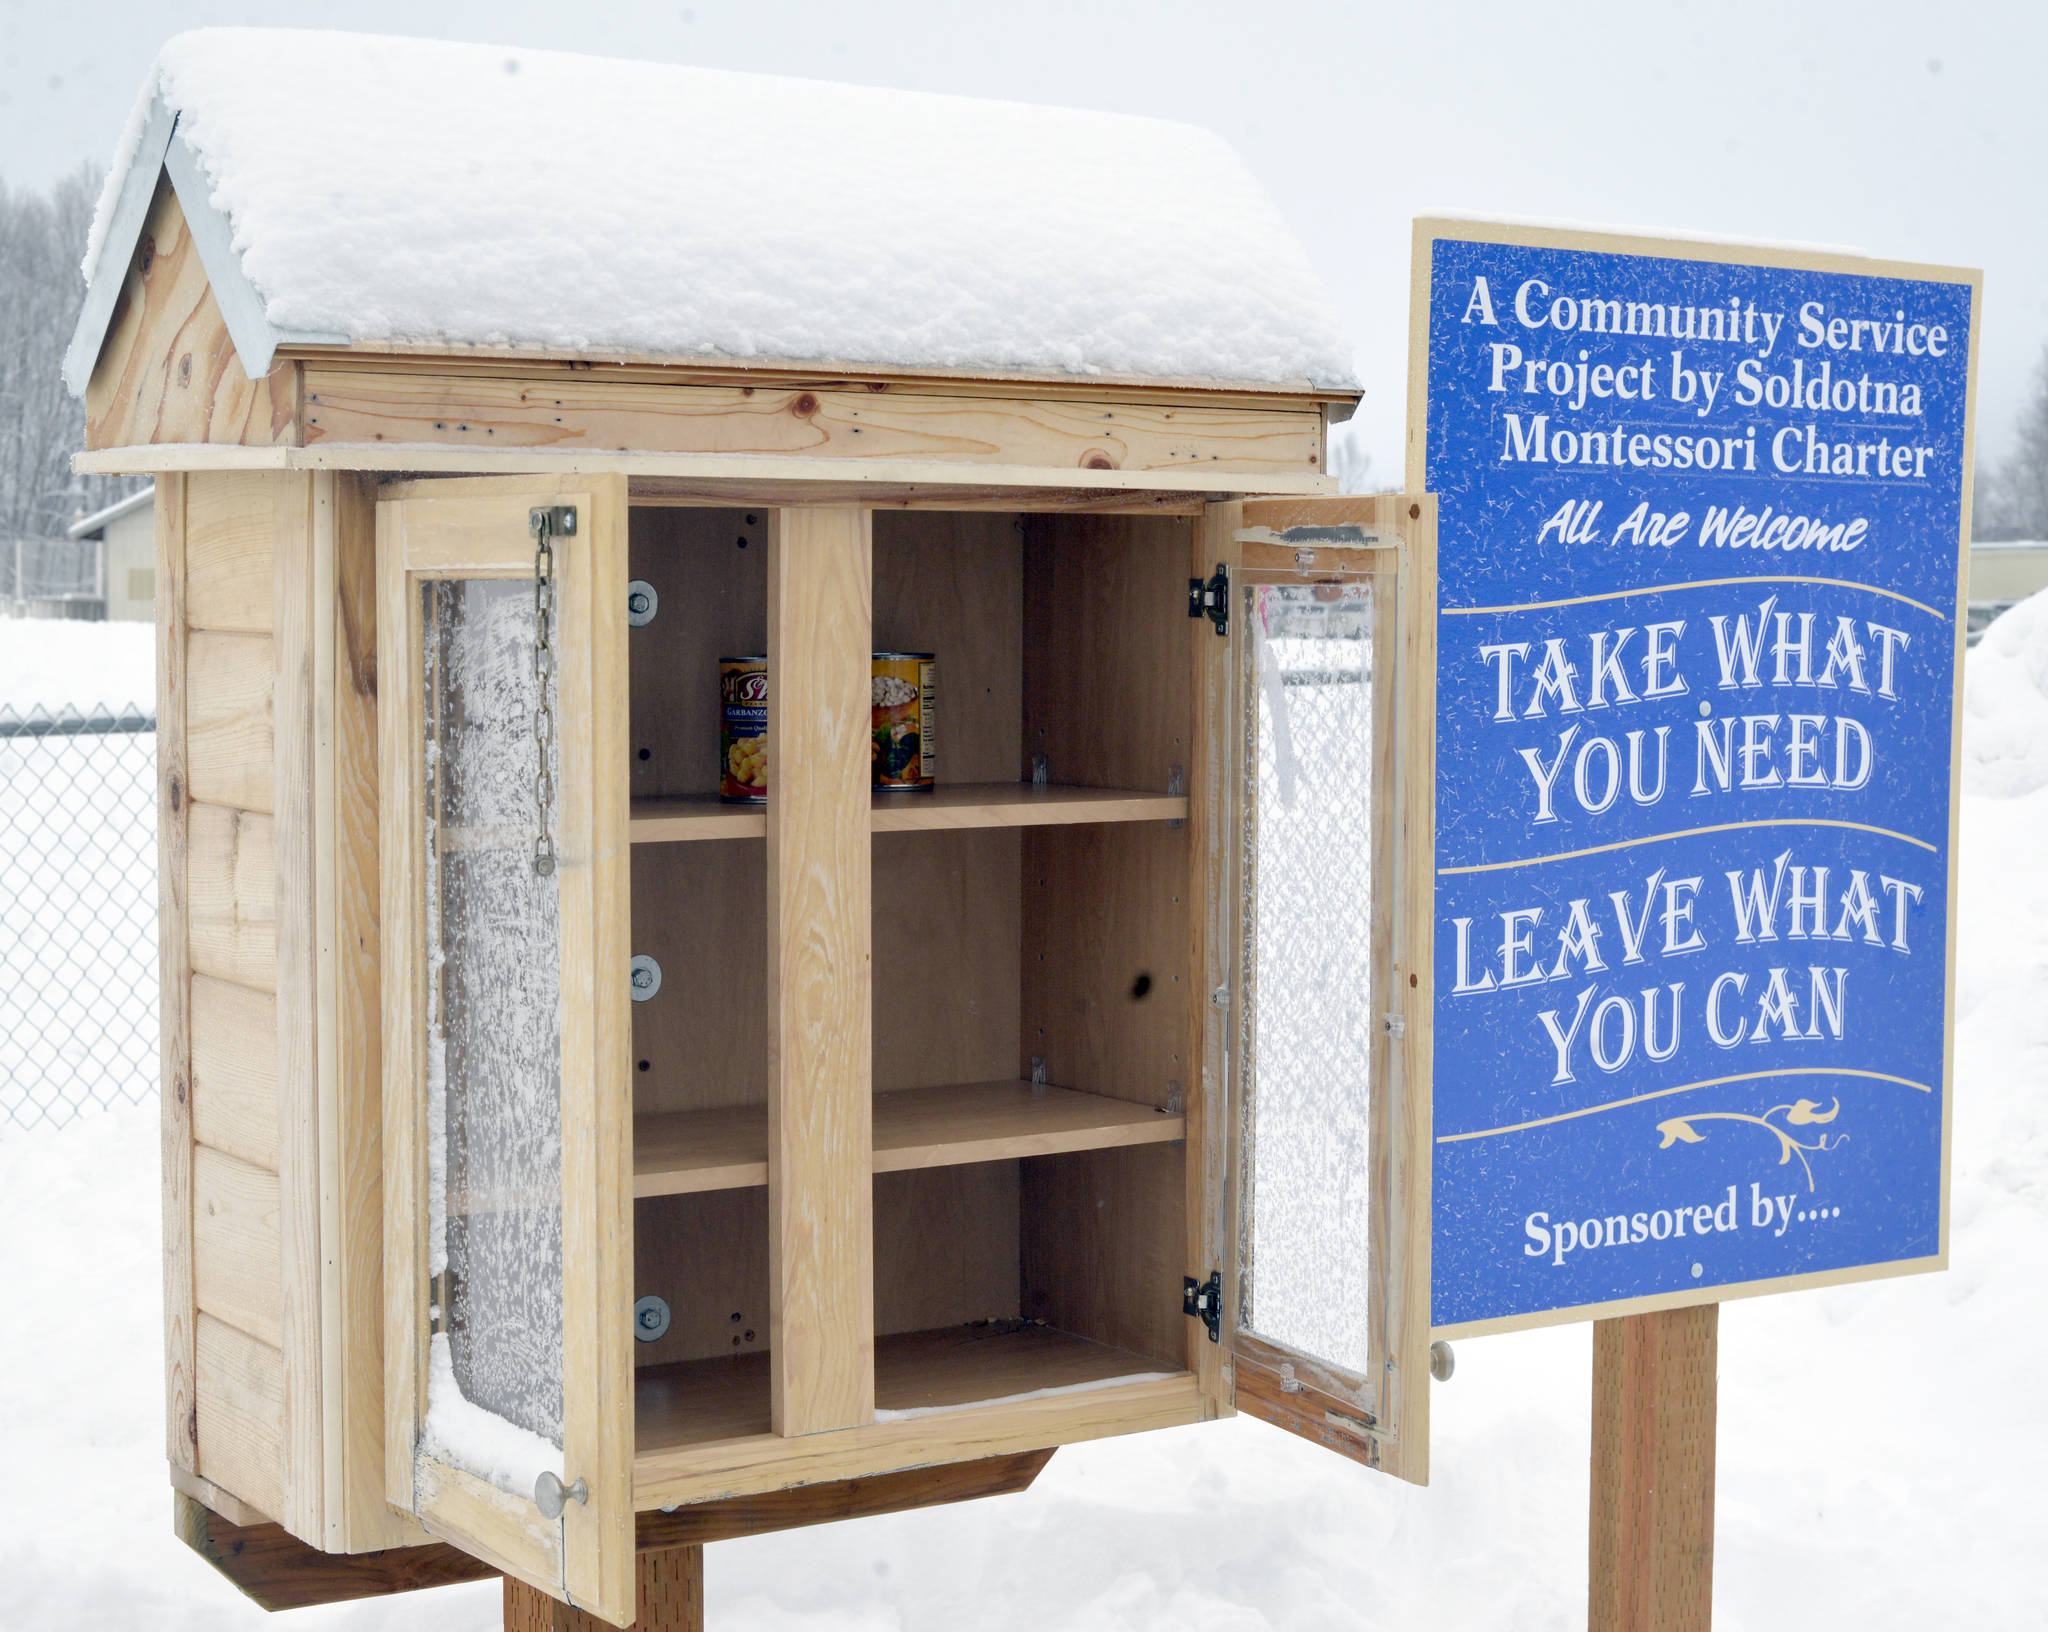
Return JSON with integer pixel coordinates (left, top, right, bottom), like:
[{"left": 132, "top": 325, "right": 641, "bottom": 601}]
[
  {"left": 872, "top": 654, "right": 936, "bottom": 791},
  {"left": 720, "top": 658, "right": 768, "bottom": 801}
]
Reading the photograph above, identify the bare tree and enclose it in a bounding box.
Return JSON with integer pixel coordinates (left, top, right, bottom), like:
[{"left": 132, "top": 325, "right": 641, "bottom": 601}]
[
  {"left": 0, "top": 164, "right": 146, "bottom": 589},
  {"left": 1329, "top": 419, "right": 1387, "bottom": 495},
  {"left": 1976, "top": 342, "right": 2048, "bottom": 541}
]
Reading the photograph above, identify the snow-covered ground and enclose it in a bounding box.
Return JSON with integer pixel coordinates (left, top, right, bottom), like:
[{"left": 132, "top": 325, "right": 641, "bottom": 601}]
[
  {"left": 1, "top": 604, "right": 2043, "bottom": 1629},
  {"left": 0, "top": 617, "right": 155, "bottom": 715}
]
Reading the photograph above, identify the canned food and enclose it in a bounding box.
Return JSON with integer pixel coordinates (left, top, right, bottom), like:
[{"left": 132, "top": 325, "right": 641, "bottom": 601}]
[
  {"left": 872, "top": 653, "right": 936, "bottom": 791},
  {"left": 719, "top": 657, "right": 768, "bottom": 802}
]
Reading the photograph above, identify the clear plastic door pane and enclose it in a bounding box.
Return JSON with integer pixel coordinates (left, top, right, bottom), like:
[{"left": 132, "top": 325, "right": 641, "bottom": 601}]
[
  {"left": 1235, "top": 579, "right": 1379, "bottom": 1378},
  {"left": 422, "top": 576, "right": 567, "bottom": 1485}
]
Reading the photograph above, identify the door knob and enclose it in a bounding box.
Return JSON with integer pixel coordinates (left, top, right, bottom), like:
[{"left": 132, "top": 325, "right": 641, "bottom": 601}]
[{"left": 534, "top": 1470, "right": 589, "bottom": 1519}]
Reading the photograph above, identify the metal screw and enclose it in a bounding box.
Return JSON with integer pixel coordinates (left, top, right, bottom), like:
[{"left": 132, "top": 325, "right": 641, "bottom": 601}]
[
  {"left": 626, "top": 579, "right": 659, "bottom": 627},
  {"left": 630, "top": 954, "right": 663, "bottom": 1001},
  {"left": 634, "top": 1294, "right": 671, "bottom": 1343}
]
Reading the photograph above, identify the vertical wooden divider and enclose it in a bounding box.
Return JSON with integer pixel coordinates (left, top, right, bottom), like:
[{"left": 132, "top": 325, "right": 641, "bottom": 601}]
[
  {"left": 159, "top": 471, "right": 198, "bottom": 1476},
  {"left": 1589, "top": 1305, "right": 1718, "bottom": 1632},
  {"left": 275, "top": 469, "right": 325, "bottom": 1545},
  {"left": 766, "top": 506, "right": 876, "bottom": 1437}
]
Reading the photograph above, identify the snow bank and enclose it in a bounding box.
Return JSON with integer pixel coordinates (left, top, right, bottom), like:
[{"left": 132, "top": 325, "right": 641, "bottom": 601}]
[
  {"left": 87, "top": 29, "right": 1357, "bottom": 390},
  {"left": 0, "top": 619, "right": 155, "bottom": 714},
  {"left": 1963, "top": 584, "right": 2048, "bottom": 796}
]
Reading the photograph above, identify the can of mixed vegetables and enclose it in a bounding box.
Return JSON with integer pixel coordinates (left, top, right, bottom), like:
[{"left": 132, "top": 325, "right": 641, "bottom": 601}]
[{"left": 872, "top": 653, "right": 936, "bottom": 791}]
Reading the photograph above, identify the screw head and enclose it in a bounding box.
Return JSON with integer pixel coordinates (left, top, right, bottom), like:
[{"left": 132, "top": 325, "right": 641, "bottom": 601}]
[{"left": 634, "top": 1294, "right": 671, "bottom": 1342}]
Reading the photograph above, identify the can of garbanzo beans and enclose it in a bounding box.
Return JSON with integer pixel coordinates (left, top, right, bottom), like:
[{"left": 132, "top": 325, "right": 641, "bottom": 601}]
[
  {"left": 719, "top": 658, "right": 768, "bottom": 801},
  {"left": 872, "top": 653, "right": 936, "bottom": 791}
]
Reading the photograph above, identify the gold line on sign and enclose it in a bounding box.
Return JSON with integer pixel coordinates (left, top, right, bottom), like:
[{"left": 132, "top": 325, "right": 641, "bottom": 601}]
[
  {"left": 1438, "top": 816, "right": 1937, "bottom": 875},
  {"left": 1436, "top": 1066, "right": 1935, "bottom": 1145},
  {"left": 1442, "top": 575, "right": 1946, "bottom": 621}
]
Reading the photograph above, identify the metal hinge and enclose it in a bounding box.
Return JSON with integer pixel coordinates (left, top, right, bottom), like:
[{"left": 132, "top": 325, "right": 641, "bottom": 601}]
[
  {"left": 1188, "top": 564, "right": 1229, "bottom": 636},
  {"left": 1183, "top": 1271, "right": 1221, "bottom": 1342}
]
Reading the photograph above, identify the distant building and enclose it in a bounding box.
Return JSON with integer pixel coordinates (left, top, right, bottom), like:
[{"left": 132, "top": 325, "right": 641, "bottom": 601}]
[
  {"left": 3, "top": 529, "right": 105, "bottom": 619},
  {"left": 64, "top": 485, "right": 156, "bottom": 622},
  {"left": 1969, "top": 539, "right": 2048, "bottom": 646}
]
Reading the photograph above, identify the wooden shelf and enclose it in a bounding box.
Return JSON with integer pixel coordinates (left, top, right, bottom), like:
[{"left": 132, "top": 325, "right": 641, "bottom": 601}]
[
  {"left": 868, "top": 784, "right": 1188, "bottom": 832},
  {"left": 634, "top": 1080, "right": 1184, "bottom": 1199},
  {"left": 629, "top": 783, "right": 1188, "bottom": 843},
  {"left": 635, "top": 1323, "right": 1176, "bottom": 1455}
]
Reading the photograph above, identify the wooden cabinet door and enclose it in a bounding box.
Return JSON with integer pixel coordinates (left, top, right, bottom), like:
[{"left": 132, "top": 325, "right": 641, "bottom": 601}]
[
  {"left": 1199, "top": 495, "right": 1436, "bottom": 1485},
  {"left": 377, "top": 476, "right": 634, "bottom": 1621}
]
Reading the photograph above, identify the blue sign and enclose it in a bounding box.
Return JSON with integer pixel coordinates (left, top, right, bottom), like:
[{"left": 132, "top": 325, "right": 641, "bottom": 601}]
[{"left": 1416, "top": 223, "right": 1977, "bottom": 1333}]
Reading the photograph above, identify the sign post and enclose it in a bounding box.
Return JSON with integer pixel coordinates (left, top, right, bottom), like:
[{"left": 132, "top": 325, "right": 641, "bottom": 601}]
[
  {"left": 1588, "top": 1305, "right": 1717, "bottom": 1631},
  {"left": 1409, "top": 218, "right": 1979, "bottom": 1625}
]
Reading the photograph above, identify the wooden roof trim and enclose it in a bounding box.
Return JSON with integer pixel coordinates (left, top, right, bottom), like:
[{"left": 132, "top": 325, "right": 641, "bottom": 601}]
[
  {"left": 64, "top": 94, "right": 348, "bottom": 398},
  {"left": 73, "top": 440, "right": 1336, "bottom": 489},
  {"left": 63, "top": 97, "right": 178, "bottom": 397},
  {"left": 277, "top": 346, "right": 1363, "bottom": 414}
]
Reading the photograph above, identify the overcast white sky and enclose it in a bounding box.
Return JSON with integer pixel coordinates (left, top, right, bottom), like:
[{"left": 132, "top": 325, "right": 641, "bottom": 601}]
[{"left": 4, "top": 0, "right": 2041, "bottom": 480}]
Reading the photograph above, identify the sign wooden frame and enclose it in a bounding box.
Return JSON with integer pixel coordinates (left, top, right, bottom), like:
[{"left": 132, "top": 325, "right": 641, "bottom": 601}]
[{"left": 1407, "top": 216, "right": 1980, "bottom": 1340}]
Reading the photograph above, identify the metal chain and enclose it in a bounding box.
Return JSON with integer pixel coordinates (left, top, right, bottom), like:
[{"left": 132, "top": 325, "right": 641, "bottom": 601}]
[{"left": 531, "top": 510, "right": 558, "bottom": 877}]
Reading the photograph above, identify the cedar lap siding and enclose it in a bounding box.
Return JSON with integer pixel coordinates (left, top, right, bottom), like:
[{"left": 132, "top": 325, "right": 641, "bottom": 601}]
[{"left": 75, "top": 35, "right": 1358, "bottom": 1566}]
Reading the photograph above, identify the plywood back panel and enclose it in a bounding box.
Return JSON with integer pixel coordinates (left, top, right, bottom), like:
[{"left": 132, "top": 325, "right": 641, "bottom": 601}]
[
  {"left": 1023, "top": 514, "right": 1194, "bottom": 790},
  {"left": 873, "top": 1163, "right": 1021, "bottom": 1336},
  {"left": 630, "top": 842, "right": 767, "bottom": 1116},
  {"left": 1022, "top": 823, "right": 1189, "bottom": 1108},
  {"left": 871, "top": 511, "right": 1022, "bottom": 784},
  {"left": 627, "top": 506, "right": 765, "bottom": 801},
  {"left": 1016, "top": 514, "right": 1197, "bottom": 1370},
  {"left": 869, "top": 513, "right": 1025, "bottom": 1094},
  {"left": 872, "top": 829, "right": 1019, "bottom": 1093},
  {"left": 633, "top": 1189, "right": 770, "bottom": 1369},
  {"left": 1021, "top": 1143, "right": 1186, "bottom": 1371}
]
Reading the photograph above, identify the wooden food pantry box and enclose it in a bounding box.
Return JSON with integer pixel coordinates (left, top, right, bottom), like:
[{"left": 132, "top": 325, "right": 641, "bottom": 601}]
[{"left": 68, "top": 29, "right": 1436, "bottom": 1625}]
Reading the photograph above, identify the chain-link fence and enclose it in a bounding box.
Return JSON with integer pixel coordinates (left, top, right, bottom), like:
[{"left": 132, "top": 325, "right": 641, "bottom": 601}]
[
  {"left": 3, "top": 533, "right": 102, "bottom": 602},
  {"left": 0, "top": 702, "right": 158, "bottom": 1129}
]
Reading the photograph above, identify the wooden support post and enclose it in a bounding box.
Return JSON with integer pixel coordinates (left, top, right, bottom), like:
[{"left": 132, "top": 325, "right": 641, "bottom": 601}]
[
  {"left": 1589, "top": 1304, "right": 1719, "bottom": 1632},
  {"left": 765, "top": 506, "right": 875, "bottom": 1437},
  {"left": 504, "top": 1547, "right": 704, "bottom": 1631}
]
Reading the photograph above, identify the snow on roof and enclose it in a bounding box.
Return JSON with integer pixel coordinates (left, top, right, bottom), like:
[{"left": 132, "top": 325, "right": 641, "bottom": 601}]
[
  {"left": 71, "top": 29, "right": 1358, "bottom": 396},
  {"left": 65, "top": 485, "right": 154, "bottom": 540}
]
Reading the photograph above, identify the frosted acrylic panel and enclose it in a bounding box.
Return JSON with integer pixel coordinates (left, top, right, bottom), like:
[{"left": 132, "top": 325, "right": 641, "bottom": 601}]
[
  {"left": 425, "top": 577, "right": 565, "bottom": 1452},
  {"left": 1236, "top": 581, "right": 1376, "bottom": 1377}
]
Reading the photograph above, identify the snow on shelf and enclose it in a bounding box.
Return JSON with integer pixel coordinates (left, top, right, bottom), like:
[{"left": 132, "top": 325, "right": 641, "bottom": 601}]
[{"left": 85, "top": 28, "right": 1358, "bottom": 391}]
